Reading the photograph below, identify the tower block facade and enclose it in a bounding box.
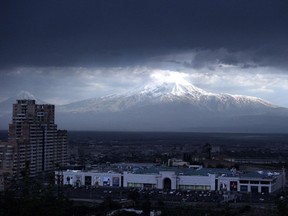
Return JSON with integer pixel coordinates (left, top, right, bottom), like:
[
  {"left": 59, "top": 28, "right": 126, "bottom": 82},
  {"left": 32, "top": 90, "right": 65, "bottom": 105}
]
[{"left": 8, "top": 100, "right": 67, "bottom": 177}]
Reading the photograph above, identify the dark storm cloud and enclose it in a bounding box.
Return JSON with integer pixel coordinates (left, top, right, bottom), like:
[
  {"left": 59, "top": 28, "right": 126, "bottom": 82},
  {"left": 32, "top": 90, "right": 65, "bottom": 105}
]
[
  {"left": 1, "top": 0, "right": 288, "bottom": 68},
  {"left": 152, "top": 49, "right": 260, "bottom": 71}
]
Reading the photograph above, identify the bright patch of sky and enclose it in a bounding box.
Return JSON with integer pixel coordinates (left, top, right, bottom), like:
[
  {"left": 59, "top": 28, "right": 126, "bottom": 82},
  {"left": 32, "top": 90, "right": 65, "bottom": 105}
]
[{"left": 150, "top": 70, "right": 190, "bottom": 86}]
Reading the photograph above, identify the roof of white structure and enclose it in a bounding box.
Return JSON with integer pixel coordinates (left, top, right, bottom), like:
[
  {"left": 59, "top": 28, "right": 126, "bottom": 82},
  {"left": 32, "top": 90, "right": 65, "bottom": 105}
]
[
  {"left": 62, "top": 163, "right": 282, "bottom": 180},
  {"left": 131, "top": 166, "right": 281, "bottom": 179},
  {"left": 132, "top": 166, "right": 234, "bottom": 176}
]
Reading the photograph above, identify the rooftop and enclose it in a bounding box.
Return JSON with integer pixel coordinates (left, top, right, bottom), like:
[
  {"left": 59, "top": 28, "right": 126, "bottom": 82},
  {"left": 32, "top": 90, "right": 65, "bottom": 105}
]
[
  {"left": 132, "top": 166, "right": 234, "bottom": 177},
  {"left": 63, "top": 163, "right": 283, "bottom": 180}
]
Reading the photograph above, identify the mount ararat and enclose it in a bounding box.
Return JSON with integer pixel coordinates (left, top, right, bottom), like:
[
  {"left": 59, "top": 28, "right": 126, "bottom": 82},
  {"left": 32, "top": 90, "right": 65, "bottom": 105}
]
[
  {"left": 56, "top": 80, "right": 288, "bottom": 133},
  {"left": 1, "top": 81, "right": 288, "bottom": 133}
]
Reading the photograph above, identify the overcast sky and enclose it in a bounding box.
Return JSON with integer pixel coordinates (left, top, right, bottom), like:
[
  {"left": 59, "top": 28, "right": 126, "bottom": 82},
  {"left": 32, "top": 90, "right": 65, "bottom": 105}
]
[{"left": 1, "top": 0, "right": 288, "bottom": 107}]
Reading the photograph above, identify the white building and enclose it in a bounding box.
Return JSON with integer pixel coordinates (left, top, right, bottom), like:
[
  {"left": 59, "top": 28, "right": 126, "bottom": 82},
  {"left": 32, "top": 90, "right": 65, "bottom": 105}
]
[
  {"left": 57, "top": 166, "right": 285, "bottom": 194},
  {"left": 123, "top": 167, "right": 216, "bottom": 191}
]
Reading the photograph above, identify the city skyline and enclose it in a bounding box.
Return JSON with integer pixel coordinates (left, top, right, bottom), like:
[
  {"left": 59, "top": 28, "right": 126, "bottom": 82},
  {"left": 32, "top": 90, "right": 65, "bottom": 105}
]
[{"left": 1, "top": 1, "right": 288, "bottom": 107}]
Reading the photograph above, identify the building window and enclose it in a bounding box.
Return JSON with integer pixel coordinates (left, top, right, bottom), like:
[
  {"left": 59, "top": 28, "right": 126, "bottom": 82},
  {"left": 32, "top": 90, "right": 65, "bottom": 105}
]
[
  {"left": 240, "top": 185, "right": 248, "bottom": 192},
  {"left": 127, "top": 183, "right": 143, "bottom": 188},
  {"left": 85, "top": 176, "right": 92, "bottom": 186},
  {"left": 230, "top": 181, "right": 238, "bottom": 191},
  {"left": 251, "top": 186, "right": 258, "bottom": 193},
  {"left": 260, "top": 181, "right": 270, "bottom": 185},
  {"left": 261, "top": 186, "right": 269, "bottom": 194}
]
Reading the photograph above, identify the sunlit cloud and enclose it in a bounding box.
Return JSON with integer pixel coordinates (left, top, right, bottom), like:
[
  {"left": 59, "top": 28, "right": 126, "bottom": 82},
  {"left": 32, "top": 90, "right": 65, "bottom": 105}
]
[
  {"left": 150, "top": 70, "right": 190, "bottom": 85},
  {"left": 0, "top": 48, "right": 288, "bottom": 107}
]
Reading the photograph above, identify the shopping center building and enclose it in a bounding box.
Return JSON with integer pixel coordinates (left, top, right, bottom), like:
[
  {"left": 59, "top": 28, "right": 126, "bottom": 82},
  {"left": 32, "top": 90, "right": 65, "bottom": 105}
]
[{"left": 57, "top": 165, "right": 286, "bottom": 194}]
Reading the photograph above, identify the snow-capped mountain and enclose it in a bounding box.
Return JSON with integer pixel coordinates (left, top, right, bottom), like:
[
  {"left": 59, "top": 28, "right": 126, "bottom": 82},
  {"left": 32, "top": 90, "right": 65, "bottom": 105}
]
[
  {"left": 58, "top": 81, "right": 275, "bottom": 114},
  {"left": 0, "top": 91, "right": 46, "bottom": 129},
  {"left": 0, "top": 91, "right": 46, "bottom": 115},
  {"left": 56, "top": 81, "right": 288, "bottom": 132},
  {"left": 17, "top": 90, "right": 37, "bottom": 100},
  {"left": 1, "top": 86, "right": 287, "bottom": 132}
]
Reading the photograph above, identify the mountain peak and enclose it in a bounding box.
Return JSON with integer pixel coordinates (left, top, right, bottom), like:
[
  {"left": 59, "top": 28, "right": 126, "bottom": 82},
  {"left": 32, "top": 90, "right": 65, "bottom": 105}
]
[
  {"left": 169, "top": 81, "right": 207, "bottom": 96},
  {"left": 134, "top": 80, "right": 208, "bottom": 98},
  {"left": 17, "top": 91, "right": 36, "bottom": 100},
  {"left": 58, "top": 77, "right": 278, "bottom": 115}
]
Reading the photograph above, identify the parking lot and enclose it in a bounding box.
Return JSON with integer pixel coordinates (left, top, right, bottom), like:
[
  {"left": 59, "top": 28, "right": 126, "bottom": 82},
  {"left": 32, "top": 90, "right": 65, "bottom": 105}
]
[{"left": 62, "top": 186, "right": 277, "bottom": 204}]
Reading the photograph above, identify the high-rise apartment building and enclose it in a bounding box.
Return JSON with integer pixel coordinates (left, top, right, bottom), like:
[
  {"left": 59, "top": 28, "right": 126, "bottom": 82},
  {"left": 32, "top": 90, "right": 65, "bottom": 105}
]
[{"left": 8, "top": 99, "right": 67, "bottom": 177}]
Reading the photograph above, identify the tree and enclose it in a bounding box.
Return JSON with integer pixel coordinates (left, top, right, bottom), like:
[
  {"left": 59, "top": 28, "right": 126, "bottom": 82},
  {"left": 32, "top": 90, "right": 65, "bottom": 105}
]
[
  {"left": 0, "top": 161, "right": 73, "bottom": 216},
  {"left": 128, "top": 190, "right": 140, "bottom": 203},
  {"left": 202, "top": 143, "right": 212, "bottom": 159},
  {"left": 276, "top": 198, "right": 288, "bottom": 216},
  {"left": 142, "top": 194, "right": 151, "bottom": 216}
]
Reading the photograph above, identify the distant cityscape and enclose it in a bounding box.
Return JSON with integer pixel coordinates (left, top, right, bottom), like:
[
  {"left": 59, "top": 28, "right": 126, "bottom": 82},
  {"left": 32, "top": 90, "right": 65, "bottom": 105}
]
[{"left": 0, "top": 99, "right": 288, "bottom": 215}]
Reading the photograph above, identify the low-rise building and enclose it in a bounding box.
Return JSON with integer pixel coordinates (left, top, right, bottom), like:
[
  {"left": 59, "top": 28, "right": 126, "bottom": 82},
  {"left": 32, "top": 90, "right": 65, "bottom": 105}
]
[{"left": 56, "top": 164, "right": 285, "bottom": 194}]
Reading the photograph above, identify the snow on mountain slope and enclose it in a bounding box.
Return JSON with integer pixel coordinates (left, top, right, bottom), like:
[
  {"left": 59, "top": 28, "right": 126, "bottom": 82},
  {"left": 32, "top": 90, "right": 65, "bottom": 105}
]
[
  {"left": 17, "top": 90, "right": 37, "bottom": 100},
  {"left": 58, "top": 80, "right": 276, "bottom": 114},
  {"left": 55, "top": 80, "right": 288, "bottom": 132},
  {"left": 0, "top": 91, "right": 48, "bottom": 129},
  {"left": 0, "top": 91, "right": 46, "bottom": 115},
  {"left": 1, "top": 88, "right": 287, "bottom": 132}
]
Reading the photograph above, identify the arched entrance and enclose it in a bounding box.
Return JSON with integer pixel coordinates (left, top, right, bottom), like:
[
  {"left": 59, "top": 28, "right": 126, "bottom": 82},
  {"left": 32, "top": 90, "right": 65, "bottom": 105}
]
[{"left": 163, "top": 178, "right": 172, "bottom": 190}]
